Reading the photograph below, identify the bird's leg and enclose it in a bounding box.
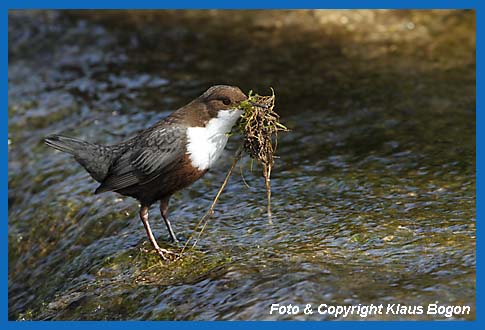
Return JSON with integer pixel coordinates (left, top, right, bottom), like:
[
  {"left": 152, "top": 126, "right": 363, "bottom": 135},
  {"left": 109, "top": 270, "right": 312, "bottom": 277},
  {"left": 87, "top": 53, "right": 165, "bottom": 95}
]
[
  {"left": 160, "top": 198, "right": 179, "bottom": 243},
  {"left": 139, "top": 205, "right": 175, "bottom": 260}
]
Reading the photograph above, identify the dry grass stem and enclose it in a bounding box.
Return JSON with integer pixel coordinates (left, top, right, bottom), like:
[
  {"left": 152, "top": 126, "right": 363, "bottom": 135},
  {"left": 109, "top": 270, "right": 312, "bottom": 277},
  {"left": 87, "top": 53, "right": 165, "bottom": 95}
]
[{"left": 180, "top": 146, "right": 243, "bottom": 255}]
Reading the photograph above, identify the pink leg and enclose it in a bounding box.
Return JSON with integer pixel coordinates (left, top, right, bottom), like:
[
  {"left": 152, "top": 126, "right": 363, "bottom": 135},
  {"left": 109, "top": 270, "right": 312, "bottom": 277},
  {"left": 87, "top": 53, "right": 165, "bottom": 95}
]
[{"left": 139, "top": 205, "right": 175, "bottom": 259}]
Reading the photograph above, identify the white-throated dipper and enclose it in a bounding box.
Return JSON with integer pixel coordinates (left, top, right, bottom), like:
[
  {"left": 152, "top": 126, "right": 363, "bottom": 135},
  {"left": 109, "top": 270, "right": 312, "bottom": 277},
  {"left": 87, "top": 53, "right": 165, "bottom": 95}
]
[{"left": 44, "top": 85, "right": 247, "bottom": 259}]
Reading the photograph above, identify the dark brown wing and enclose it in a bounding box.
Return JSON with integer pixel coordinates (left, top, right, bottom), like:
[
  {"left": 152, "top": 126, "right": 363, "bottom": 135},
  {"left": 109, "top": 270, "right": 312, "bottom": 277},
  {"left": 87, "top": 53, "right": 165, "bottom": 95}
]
[{"left": 95, "top": 126, "right": 185, "bottom": 194}]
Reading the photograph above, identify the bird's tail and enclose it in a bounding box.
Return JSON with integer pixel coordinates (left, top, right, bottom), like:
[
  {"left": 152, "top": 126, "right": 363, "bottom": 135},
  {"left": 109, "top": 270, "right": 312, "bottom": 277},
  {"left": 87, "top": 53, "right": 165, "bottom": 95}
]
[
  {"left": 44, "top": 134, "right": 113, "bottom": 183},
  {"left": 44, "top": 135, "right": 92, "bottom": 155}
]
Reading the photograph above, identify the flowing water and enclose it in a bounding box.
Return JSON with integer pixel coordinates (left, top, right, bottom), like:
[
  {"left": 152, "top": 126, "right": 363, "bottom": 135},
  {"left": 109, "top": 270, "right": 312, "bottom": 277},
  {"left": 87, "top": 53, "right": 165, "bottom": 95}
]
[{"left": 8, "top": 10, "right": 475, "bottom": 320}]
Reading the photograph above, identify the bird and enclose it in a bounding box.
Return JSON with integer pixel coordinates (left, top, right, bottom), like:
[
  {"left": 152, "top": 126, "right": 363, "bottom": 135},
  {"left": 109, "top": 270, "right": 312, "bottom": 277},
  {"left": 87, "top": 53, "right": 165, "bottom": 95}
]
[{"left": 44, "top": 85, "right": 248, "bottom": 259}]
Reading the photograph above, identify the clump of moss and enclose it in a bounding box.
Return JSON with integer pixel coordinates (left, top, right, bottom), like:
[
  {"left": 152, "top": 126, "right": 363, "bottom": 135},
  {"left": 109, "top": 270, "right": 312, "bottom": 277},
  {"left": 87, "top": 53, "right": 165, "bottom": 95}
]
[{"left": 236, "top": 89, "right": 289, "bottom": 217}]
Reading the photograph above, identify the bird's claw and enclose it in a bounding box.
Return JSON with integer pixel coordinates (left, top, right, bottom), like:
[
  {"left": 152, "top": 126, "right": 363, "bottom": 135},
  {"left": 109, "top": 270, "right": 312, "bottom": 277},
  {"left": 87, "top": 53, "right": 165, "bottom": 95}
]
[{"left": 155, "top": 247, "right": 178, "bottom": 260}]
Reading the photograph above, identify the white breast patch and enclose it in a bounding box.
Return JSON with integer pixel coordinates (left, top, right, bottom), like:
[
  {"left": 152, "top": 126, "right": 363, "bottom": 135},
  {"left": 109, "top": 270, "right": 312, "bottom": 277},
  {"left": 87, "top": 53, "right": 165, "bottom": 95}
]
[{"left": 186, "top": 109, "right": 243, "bottom": 170}]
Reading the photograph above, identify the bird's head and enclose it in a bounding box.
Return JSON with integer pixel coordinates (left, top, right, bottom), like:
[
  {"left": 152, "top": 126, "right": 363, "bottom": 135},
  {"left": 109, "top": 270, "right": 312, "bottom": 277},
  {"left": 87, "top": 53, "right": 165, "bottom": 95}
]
[
  {"left": 198, "top": 85, "right": 248, "bottom": 118},
  {"left": 174, "top": 85, "right": 247, "bottom": 127}
]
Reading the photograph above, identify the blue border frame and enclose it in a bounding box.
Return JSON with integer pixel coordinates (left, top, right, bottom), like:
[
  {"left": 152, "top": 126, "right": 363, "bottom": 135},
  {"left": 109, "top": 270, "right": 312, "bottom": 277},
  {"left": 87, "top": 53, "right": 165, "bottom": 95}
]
[
  {"left": 3, "top": 0, "right": 480, "bottom": 329},
  {"left": 1, "top": 0, "right": 480, "bottom": 9}
]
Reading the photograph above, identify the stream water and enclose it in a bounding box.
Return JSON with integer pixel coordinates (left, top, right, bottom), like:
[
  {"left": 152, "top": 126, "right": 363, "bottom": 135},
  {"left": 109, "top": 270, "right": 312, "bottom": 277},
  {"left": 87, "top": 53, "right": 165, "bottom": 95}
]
[{"left": 8, "top": 10, "right": 475, "bottom": 320}]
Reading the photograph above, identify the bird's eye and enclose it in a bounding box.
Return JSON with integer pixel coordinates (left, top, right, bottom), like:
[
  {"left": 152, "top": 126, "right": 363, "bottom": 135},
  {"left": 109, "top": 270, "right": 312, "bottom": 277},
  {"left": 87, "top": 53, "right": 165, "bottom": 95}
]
[{"left": 222, "top": 98, "right": 231, "bottom": 105}]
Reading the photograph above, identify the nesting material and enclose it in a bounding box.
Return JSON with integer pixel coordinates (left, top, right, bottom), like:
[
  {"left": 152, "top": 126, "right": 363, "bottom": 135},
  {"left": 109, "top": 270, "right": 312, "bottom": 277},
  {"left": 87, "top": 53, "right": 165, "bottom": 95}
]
[{"left": 237, "top": 89, "right": 289, "bottom": 217}]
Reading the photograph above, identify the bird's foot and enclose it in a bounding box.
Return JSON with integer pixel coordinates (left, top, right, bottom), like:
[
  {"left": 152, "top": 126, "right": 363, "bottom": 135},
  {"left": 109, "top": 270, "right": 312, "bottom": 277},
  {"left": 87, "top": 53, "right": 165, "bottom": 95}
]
[{"left": 155, "top": 247, "right": 178, "bottom": 260}]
